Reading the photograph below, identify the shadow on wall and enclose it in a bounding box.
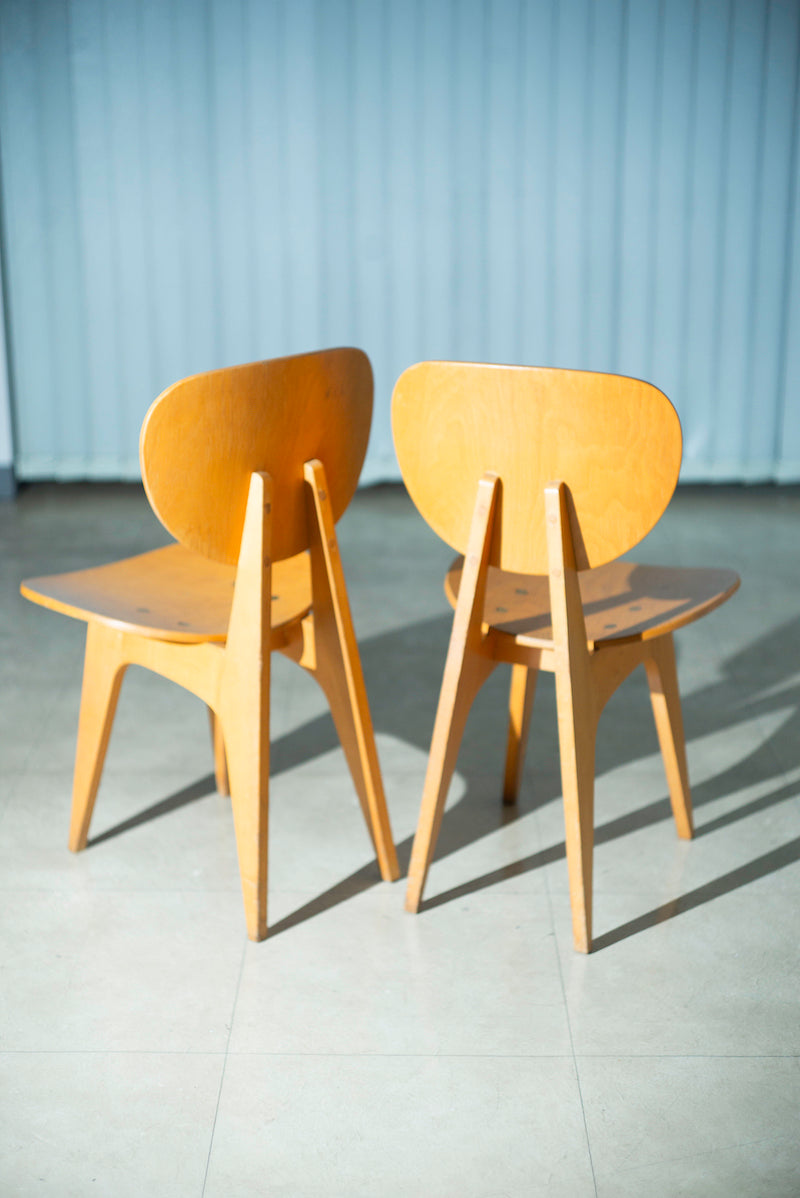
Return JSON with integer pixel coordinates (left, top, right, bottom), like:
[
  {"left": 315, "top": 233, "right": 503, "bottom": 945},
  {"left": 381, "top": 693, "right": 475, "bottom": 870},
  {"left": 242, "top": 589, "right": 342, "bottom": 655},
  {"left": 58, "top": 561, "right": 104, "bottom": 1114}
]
[{"left": 90, "top": 608, "right": 800, "bottom": 946}]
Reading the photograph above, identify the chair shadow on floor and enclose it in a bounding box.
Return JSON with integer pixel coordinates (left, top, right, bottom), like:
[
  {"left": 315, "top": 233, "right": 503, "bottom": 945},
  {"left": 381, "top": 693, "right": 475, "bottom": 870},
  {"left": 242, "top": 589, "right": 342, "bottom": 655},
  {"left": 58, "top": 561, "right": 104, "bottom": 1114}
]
[{"left": 89, "top": 607, "right": 800, "bottom": 944}]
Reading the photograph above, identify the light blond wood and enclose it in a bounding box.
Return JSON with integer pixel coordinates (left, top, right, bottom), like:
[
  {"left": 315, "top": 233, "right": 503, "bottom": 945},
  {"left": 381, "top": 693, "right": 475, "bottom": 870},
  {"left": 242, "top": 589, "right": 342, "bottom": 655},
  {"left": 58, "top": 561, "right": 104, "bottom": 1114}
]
[
  {"left": 299, "top": 459, "right": 399, "bottom": 881},
  {"left": 644, "top": 634, "right": 693, "bottom": 839},
  {"left": 141, "top": 348, "right": 373, "bottom": 565},
  {"left": 502, "top": 661, "right": 538, "bottom": 805},
  {"left": 216, "top": 471, "right": 272, "bottom": 941},
  {"left": 444, "top": 558, "right": 740, "bottom": 649},
  {"left": 208, "top": 708, "right": 229, "bottom": 796},
  {"left": 20, "top": 542, "right": 312, "bottom": 642},
  {"left": 405, "top": 474, "right": 500, "bottom": 913},
  {"left": 21, "top": 352, "right": 398, "bottom": 942},
  {"left": 545, "top": 482, "right": 599, "bottom": 954},
  {"left": 69, "top": 621, "right": 129, "bottom": 852},
  {"left": 395, "top": 361, "right": 740, "bottom": 952},
  {"left": 393, "top": 361, "right": 683, "bottom": 575}
]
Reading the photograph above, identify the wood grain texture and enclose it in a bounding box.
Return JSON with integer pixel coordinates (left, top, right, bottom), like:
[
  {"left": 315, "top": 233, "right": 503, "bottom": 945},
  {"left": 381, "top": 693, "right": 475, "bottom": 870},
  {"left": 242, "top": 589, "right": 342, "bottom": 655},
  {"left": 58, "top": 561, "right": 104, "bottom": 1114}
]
[
  {"left": 217, "top": 470, "right": 272, "bottom": 942},
  {"left": 21, "top": 544, "right": 311, "bottom": 642},
  {"left": 20, "top": 546, "right": 311, "bottom": 642},
  {"left": 405, "top": 474, "right": 500, "bottom": 914},
  {"left": 545, "top": 482, "right": 599, "bottom": 954},
  {"left": 394, "top": 361, "right": 739, "bottom": 952},
  {"left": 20, "top": 351, "right": 399, "bottom": 942},
  {"left": 208, "top": 706, "right": 229, "bottom": 797},
  {"left": 444, "top": 558, "right": 740, "bottom": 649},
  {"left": 68, "top": 621, "right": 129, "bottom": 852},
  {"left": 644, "top": 633, "right": 694, "bottom": 840},
  {"left": 502, "top": 661, "right": 538, "bottom": 805},
  {"left": 392, "top": 361, "right": 683, "bottom": 574},
  {"left": 140, "top": 348, "right": 373, "bottom": 565},
  {"left": 300, "top": 459, "right": 399, "bottom": 883}
]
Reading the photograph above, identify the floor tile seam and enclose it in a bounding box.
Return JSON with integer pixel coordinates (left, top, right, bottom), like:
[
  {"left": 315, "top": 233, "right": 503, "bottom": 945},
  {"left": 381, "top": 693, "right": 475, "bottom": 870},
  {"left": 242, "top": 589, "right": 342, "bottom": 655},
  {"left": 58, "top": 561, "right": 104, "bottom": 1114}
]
[
  {"left": 214, "top": 1050, "right": 581, "bottom": 1060},
  {"left": 0, "top": 886, "right": 242, "bottom": 894},
  {"left": 570, "top": 1052, "right": 800, "bottom": 1061},
  {"left": 0, "top": 1048, "right": 232, "bottom": 1057},
  {"left": 542, "top": 870, "right": 598, "bottom": 1197},
  {"left": 201, "top": 937, "right": 248, "bottom": 1198},
  {"left": 0, "top": 1049, "right": 583, "bottom": 1061}
]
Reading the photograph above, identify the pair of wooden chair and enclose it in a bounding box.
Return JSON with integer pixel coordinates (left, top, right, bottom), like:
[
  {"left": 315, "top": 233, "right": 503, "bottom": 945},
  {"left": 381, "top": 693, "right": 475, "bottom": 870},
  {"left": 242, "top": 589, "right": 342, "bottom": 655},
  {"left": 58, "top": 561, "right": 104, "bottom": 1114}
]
[{"left": 21, "top": 350, "right": 738, "bottom": 950}]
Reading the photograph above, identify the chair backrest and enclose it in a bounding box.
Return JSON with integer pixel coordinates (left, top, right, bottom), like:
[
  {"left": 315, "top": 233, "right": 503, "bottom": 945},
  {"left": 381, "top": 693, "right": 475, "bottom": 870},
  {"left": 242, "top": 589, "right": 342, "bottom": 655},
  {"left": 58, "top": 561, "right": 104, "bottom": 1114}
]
[
  {"left": 140, "top": 348, "right": 373, "bottom": 565},
  {"left": 392, "top": 361, "right": 682, "bottom": 574}
]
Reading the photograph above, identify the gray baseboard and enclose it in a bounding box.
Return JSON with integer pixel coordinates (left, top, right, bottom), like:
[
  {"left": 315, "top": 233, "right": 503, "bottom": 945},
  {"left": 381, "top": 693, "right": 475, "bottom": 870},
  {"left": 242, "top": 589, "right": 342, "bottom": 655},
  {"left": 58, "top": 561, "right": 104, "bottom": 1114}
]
[{"left": 0, "top": 464, "right": 16, "bottom": 499}]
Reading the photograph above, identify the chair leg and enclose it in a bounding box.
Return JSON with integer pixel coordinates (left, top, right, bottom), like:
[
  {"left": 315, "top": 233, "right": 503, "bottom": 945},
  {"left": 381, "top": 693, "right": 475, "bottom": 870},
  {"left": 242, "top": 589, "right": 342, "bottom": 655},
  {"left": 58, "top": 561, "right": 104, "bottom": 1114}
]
[
  {"left": 405, "top": 641, "right": 496, "bottom": 913},
  {"left": 220, "top": 689, "right": 269, "bottom": 942},
  {"left": 311, "top": 619, "right": 400, "bottom": 883},
  {"left": 69, "top": 621, "right": 128, "bottom": 851},
  {"left": 303, "top": 458, "right": 399, "bottom": 884},
  {"left": 208, "top": 706, "right": 229, "bottom": 796},
  {"left": 406, "top": 471, "right": 501, "bottom": 913},
  {"left": 644, "top": 633, "right": 694, "bottom": 839},
  {"left": 554, "top": 666, "right": 597, "bottom": 954},
  {"left": 502, "top": 662, "right": 538, "bottom": 805},
  {"left": 218, "top": 470, "right": 272, "bottom": 942}
]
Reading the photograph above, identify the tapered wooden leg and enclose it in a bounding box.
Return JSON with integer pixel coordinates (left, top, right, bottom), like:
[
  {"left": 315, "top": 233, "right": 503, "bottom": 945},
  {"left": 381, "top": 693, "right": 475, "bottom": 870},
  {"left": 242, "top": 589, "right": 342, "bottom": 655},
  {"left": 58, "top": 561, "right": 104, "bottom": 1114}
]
[
  {"left": 406, "top": 472, "right": 501, "bottom": 913},
  {"left": 219, "top": 472, "right": 272, "bottom": 942},
  {"left": 304, "top": 459, "right": 399, "bottom": 883},
  {"left": 502, "top": 661, "right": 538, "bottom": 805},
  {"left": 405, "top": 649, "right": 496, "bottom": 911},
  {"left": 208, "top": 706, "right": 229, "bottom": 796},
  {"left": 311, "top": 624, "right": 400, "bottom": 881},
  {"left": 545, "top": 482, "right": 597, "bottom": 953},
  {"left": 220, "top": 690, "right": 269, "bottom": 941},
  {"left": 69, "top": 621, "right": 128, "bottom": 851},
  {"left": 554, "top": 666, "right": 597, "bottom": 954},
  {"left": 645, "top": 633, "right": 694, "bottom": 839}
]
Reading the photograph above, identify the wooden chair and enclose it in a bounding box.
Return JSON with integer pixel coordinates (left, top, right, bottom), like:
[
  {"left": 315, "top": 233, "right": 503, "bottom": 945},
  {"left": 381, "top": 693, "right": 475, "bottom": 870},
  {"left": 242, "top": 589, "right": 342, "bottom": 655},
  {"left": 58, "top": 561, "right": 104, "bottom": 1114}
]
[
  {"left": 21, "top": 348, "right": 399, "bottom": 940},
  {"left": 392, "top": 361, "right": 739, "bottom": 952}
]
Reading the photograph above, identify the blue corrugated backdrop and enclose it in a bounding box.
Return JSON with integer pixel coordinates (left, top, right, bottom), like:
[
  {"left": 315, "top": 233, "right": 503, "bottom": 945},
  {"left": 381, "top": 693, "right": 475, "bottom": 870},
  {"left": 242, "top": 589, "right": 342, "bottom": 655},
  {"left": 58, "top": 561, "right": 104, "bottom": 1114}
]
[{"left": 1, "top": 0, "right": 799, "bottom": 482}]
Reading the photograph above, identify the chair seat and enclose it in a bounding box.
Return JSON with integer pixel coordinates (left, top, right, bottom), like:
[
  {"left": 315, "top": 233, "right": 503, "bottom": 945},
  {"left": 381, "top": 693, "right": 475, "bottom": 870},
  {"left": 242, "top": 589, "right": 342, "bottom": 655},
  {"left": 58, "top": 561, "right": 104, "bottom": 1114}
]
[
  {"left": 445, "top": 557, "right": 740, "bottom": 650},
  {"left": 21, "top": 542, "right": 313, "bottom": 643}
]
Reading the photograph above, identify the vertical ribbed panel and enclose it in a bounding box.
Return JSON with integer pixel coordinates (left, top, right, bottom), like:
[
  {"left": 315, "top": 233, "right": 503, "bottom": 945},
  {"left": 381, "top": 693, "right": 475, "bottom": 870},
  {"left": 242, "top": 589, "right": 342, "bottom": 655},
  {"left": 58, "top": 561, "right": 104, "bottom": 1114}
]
[{"left": 1, "top": 0, "right": 799, "bottom": 481}]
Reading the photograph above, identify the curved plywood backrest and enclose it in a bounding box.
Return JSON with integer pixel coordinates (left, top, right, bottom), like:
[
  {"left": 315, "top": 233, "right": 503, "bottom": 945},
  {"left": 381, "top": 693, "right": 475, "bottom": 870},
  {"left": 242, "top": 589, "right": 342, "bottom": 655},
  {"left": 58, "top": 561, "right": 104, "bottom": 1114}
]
[
  {"left": 141, "top": 348, "right": 373, "bottom": 565},
  {"left": 392, "top": 361, "right": 682, "bottom": 574}
]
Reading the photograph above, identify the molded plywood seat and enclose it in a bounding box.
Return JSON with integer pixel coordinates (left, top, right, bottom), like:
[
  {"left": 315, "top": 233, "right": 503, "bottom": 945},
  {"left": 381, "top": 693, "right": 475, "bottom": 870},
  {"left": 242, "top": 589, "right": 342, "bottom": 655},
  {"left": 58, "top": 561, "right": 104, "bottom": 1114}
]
[
  {"left": 21, "top": 348, "right": 399, "bottom": 940},
  {"left": 22, "top": 543, "right": 311, "bottom": 643},
  {"left": 445, "top": 559, "right": 739, "bottom": 650},
  {"left": 393, "top": 360, "right": 739, "bottom": 952}
]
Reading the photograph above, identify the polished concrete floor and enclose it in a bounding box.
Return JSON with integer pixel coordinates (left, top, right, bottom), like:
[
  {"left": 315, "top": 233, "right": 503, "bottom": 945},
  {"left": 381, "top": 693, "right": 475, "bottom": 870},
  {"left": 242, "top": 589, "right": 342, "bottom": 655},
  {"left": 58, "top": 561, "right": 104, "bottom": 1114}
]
[{"left": 1, "top": 481, "right": 798, "bottom": 1196}]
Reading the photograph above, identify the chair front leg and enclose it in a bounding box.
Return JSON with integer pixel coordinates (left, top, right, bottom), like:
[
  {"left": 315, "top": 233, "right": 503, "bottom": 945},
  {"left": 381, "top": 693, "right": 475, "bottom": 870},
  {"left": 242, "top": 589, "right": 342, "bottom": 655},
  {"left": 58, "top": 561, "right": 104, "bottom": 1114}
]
[
  {"left": 644, "top": 633, "right": 694, "bottom": 839},
  {"left": 207, "top": 706, "right": 229, "bottom": 796},
  {"left": 69, "top": 621, "right": 129, "bottom": 852},
  {"left": 502, "top": 660, "right": 538, "bottom": 805}
]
